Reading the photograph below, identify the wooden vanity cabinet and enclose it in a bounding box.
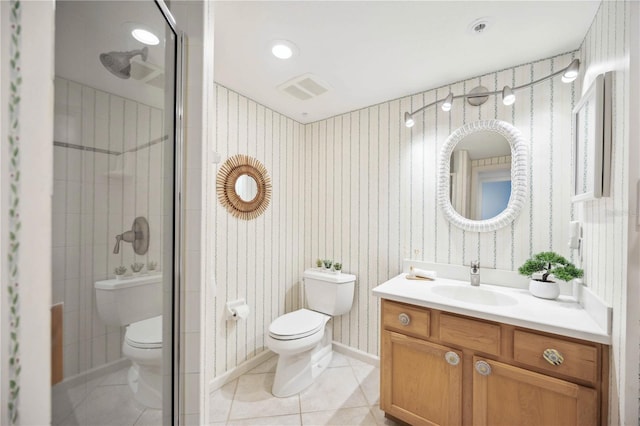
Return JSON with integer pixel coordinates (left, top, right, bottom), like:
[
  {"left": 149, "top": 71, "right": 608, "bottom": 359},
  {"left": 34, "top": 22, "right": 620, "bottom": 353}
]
[{"left": 380, "top": 299, "right": 608, "bottom": 426}]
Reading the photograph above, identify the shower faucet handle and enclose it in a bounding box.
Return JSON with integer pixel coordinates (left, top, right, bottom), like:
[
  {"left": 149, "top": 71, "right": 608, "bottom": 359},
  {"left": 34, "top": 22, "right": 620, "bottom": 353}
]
[{"left": 112, "top": 217, "right": 150, "bottom": 255}]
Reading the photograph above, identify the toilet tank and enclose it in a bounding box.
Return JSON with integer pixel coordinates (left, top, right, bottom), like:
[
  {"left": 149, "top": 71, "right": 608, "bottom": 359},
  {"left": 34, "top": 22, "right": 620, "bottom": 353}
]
[
  {"left": 95, "top": 274, "right": 163, "bottom": 326},
  {"left": 303, "top": 269, "right": 356, "bottom": 315}
]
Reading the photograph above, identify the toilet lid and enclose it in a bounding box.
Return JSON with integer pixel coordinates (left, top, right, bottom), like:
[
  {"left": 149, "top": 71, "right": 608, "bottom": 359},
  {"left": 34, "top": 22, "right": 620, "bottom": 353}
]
[
  {"left": 125, "top": 315, "right": 162, "bottom": 349},
  {"left": 268, "top": 309, "right": 328, "bottom": 340}
]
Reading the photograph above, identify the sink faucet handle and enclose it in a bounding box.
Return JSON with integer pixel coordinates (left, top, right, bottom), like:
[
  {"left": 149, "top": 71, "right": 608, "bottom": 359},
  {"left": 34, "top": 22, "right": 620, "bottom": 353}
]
[{"left": 470, "top": 261, "right": 480, "bottom": 273}]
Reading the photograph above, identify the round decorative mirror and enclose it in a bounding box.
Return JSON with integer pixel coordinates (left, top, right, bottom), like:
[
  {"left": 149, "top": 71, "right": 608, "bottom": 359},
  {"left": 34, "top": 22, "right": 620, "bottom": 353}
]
[
  {"left": 217, "top": 154, "right": 272, "bottom": 220},
  {"left": 234, "top": 174, "right": 259, "bottom": 202},
  {"left": 437, "top": 120, "right": 528, "bottom": 232}
]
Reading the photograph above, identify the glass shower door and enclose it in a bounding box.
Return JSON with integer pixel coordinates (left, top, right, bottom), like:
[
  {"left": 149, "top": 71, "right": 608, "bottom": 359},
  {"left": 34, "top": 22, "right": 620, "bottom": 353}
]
[{"left": 51, "top": 1, "right": 180, "bottom": 424}]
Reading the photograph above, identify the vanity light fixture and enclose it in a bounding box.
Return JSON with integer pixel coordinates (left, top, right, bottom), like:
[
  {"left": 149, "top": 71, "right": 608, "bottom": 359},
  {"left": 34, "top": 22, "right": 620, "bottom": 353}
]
[
  {"left": 561, "top": 58, "right": 580, "bottom": 83},
  {"left": 404, "top": 112, "right": 415, "bottom": 128},
  {"left": 502, "top": 86, "right": 516, "bottom": 106},
  {"left": 403, "top": 59, "right": 580, "bottom": 127},
  {"left": 441, "top": 93, "right": 454, "bottom": 112}
]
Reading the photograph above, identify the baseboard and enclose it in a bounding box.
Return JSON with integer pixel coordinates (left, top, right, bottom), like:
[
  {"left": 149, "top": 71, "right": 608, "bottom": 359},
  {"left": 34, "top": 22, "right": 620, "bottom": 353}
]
[
  {"left": 52, "top": 358, "right": 130, "bottom": 392},
  {"left": 332, "top": 341, "right": 380, "bottom": 368},
  {"left": 209, "top": 349, "right": 276, "bottom": 392}
]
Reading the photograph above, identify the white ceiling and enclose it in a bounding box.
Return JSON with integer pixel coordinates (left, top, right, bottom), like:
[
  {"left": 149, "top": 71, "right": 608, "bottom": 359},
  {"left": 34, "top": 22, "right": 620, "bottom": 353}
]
[
  {"left": 56, "top": 1, "right": 169, "bottom": 108},
  {"left": 214, "top": 1, "right": 600, "bottom": 124}
]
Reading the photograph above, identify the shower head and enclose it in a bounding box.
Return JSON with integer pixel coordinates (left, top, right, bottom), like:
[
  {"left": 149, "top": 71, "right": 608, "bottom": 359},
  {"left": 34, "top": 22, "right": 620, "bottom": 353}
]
[{"left": 99, "top": 46, "right": 148, "bottom": 79}]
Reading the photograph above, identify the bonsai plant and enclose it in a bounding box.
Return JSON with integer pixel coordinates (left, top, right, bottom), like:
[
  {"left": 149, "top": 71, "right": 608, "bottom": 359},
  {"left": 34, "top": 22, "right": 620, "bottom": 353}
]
[
  {"left": 322, "top": 259, "right": 333, "bottom": 270},
  {"left": 316, "top": 258, "right": 323, "bottom": 268},
  {"left": 333, "top": 262, "right": 342, "bottom": 272},
  {"left": 114, "top": 265, "right": 127, "bottom": 279},
  {"left": 518, "top": 252, "right": 583, "bottom": 299}
]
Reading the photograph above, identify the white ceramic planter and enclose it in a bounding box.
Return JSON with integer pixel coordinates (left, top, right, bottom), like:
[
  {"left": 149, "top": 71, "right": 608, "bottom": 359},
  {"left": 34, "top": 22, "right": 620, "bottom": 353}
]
[{"left": 529, "top": 279, "right": 560, "bottom": 300}]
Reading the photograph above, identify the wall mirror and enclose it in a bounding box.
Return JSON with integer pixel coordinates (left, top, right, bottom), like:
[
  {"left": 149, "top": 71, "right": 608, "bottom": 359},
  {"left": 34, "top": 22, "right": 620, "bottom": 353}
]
[
  {"left": 437, "top": 119, "right": 528, "bottom": 232},
  {"left": 572, "top": 71, "right": 612, "bottom": 202},
  {"left": 217, "top": 154, "right": 272, "bottom": 220}
]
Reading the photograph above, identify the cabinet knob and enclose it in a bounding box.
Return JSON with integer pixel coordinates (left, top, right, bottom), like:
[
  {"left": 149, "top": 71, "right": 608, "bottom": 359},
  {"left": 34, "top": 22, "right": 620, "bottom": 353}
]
[
  {"left": 398, "top": 313, "right": 411, "bottom": 326},
  {"left": 543, "top": 348, "right": 564, "bottom": 366},
  {"left": 444, "top": 351, "right": 460, "bottom": 366},
  {"left": 475, "top": 360, "right": 492, "bottom": 376}
]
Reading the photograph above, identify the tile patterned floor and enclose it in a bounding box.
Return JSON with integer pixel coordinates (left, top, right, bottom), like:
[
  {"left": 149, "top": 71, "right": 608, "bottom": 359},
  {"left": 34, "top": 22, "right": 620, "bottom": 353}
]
[
  {"left": 53, "top": 351, "right": 398, "bottom": 425},
  {"left": 210, "top": 352, "right": 399, "bottom": 426},
  {"left": 52, "top": 366, "right": 162, "bottom": 426}
]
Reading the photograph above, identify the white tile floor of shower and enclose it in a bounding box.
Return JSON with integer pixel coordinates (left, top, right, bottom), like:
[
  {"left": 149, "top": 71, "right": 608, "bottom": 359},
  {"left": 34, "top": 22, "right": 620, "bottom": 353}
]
[
  {"left": 52, "top": 365, "right": 162, "bottom": 426},
  {"left": 210, "top": 352, "right": 399, "bottom": 426},
  {"left": 53, "top": 351, "right": 398, "bottom": 426}
]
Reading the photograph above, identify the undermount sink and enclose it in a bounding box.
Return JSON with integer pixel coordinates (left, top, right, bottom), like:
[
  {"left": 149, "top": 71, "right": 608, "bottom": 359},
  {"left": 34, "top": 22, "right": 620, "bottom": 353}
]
[{"left": 431, "top": 285, "right": 518, "bottom": 306}]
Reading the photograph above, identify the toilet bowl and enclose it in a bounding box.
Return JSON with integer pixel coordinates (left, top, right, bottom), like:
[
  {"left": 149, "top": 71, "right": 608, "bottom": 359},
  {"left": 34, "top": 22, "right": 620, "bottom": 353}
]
[
  {"left": 94, "top": 274, "right": 163, "bottom": 408},
  {"left": 122, "top": 315, "right": 163, "bottom": 409},
  {"left": 267, "top": 269, "right": 356, "bottom": 397}
]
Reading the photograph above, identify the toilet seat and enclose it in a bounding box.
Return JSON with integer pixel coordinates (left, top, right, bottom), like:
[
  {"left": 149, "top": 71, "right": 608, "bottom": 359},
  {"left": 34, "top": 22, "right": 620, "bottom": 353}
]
[
  {"left": 125, "top": 315, "right": 162, "bottom": 349},
  {"left": 268, "top": 309, "right": 328, "bottom": 341}
]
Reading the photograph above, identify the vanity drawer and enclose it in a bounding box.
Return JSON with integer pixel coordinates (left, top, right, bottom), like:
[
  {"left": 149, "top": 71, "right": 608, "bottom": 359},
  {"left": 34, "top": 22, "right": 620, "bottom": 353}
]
[
  {"left": 382, "top": 300, "right": 430, "bottom": 339},
  {"left": 513, "top": 330, "right": 599, "bottom": 383},
  {"left": 439, "top": 313, "right": 501, "bottom": 356}
]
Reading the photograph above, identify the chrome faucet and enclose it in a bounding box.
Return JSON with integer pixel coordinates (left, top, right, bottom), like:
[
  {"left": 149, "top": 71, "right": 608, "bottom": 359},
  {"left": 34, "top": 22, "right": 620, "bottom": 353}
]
[{"left": 470, "top": 261, "right": 480, "bottom": 286}]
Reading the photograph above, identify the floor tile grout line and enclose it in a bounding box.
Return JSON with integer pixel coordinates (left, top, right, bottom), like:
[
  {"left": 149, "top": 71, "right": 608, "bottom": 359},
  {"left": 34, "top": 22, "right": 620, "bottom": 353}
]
[{"left": 226, "top": 378, "right": 240, "bottom": 424}]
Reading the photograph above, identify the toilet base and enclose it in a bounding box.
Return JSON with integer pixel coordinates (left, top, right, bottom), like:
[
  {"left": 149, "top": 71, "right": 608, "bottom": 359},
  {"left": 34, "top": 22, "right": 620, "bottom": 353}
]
[
  {"left": 272, "top": 342, "right": 332, "bottom": 397},
  {"left": 127, "top": 363, "right": 162, "bottom": 409}
]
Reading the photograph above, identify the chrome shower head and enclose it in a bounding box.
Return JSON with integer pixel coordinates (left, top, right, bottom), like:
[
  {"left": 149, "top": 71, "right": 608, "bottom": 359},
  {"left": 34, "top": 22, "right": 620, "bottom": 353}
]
[{"left": 99, "top": 46, "right": 148, "bottom": 79}]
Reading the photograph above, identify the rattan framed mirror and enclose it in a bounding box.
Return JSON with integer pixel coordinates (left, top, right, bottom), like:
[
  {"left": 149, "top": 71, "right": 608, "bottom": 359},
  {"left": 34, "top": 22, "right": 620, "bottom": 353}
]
[{"left": 217, "top": 154, "right": 272, "bottom": 220}]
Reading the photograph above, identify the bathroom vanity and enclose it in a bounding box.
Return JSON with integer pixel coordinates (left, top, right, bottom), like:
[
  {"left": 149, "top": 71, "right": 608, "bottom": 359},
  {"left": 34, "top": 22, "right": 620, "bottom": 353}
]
[{"left": 373, "top": 272, "right": 611, "bottom": 426}]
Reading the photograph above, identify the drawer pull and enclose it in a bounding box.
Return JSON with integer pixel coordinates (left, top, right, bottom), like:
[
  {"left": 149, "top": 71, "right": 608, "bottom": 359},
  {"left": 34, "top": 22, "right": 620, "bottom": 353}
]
[
  {"left": 475, "top": 360, "right": 492, "bottom": 376},
  {"left": 444, "top": 351, "right": 460, "bottom": 366},
  {"left": 398, "top": 313, "right": 411, "bottom": 326},
  {"left": 543, "top": 348, "right": 564, "bottom": 366}
]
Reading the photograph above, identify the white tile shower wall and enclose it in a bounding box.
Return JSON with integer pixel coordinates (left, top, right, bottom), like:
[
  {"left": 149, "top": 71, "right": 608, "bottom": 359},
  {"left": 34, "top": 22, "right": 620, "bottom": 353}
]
[
  {"left": 211, "top": 85, "right": 305, "bottom": 377},
  {"left": 53, "top": 77, "right": 165, "bottom": 379},
  {"left": 576, "top": 1, "right": 635, "bottom": 424},
  {"left": 304, "top": 53, "right": 577, "bottom": 356}
]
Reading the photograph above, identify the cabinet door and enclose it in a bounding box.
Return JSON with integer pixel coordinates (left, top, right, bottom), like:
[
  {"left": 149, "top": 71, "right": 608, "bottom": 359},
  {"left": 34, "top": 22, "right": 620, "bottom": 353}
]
[
  {"left": 381, "top": 331, "right": 462, "bottom": 426},
  {"left": 472, "top": 357, "right": 598, "bottom": 426}
]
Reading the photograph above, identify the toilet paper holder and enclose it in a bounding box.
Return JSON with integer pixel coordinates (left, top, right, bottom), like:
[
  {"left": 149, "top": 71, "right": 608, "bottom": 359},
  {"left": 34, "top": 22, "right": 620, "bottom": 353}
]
[{"left": 226, "top": 298, "right": 249, "bottom": 320}]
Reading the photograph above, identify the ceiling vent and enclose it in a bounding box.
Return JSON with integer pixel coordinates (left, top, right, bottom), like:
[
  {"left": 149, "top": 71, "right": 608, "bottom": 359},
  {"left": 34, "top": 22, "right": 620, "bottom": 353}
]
[{"left": 277, "top": 73, "right": 330, "bottom": 101}]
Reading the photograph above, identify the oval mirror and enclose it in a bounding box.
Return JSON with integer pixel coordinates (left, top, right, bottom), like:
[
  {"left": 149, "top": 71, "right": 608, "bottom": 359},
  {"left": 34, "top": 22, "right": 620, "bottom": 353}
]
[
  {"left": 437, "top": 120, "right": 528, "bottom": 232},
  {"left": 234, "top": 174, "right": 258, "bottom": 202},
  {"left": 217, "top": 154, "right": 272, "bottom": 220}
]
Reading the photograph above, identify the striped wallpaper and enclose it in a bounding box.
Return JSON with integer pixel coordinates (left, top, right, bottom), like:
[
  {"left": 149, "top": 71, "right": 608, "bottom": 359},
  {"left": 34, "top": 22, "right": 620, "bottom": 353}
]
[
  {"left": 211, "top": 85, "right": 305, "bottom": 377},
  {"left": 210, "top": 8, "right": 636, "bottom": 423},
  {"left": 210, "top": 51, "right": 577, "bottom": 372},
  {"left": 574, "top": 1, "right": 633, "bottom": 424},
  {"left": 305, "top": 52, "right": 577, "bottom": 356},
  {"left": 52, "top": 77, "right": 166, "bottom": 379}
]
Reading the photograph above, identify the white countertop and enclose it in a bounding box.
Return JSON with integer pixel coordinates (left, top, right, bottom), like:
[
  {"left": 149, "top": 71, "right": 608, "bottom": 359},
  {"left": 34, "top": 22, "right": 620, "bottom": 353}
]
[{"left": 372, "top": 273, "right": 611, "bottom": 345}]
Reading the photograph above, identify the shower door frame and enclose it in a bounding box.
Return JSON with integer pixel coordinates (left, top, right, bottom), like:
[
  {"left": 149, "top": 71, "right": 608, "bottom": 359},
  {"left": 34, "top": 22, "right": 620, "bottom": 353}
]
[{"left": 154, "top": 0, "right": 185, "bottom": 423}]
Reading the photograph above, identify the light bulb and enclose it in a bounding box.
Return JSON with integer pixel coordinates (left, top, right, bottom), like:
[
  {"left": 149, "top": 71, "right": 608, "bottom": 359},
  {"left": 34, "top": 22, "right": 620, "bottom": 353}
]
[
  {"left": 131, "top": 28, "right": 159, "bottom": 46},
  {"left": 562, "top": 59, "right": 580, "bottom": 83},
  {"left": 271, "top": 42, "right": 293, "bottom": 59},
  {"left": 441, "top": 93, "right": 453, "bottom": 112},
  {"left": 404, "top": 112, "right": 415, "bottom": 128},
  {"left": 502, "top": 86, "right": 516, "bottom": 106}
]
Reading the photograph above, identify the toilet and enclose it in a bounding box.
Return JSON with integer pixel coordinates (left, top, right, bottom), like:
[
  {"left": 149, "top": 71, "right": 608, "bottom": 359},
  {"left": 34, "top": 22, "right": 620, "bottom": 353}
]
[
  {"left": 94, "top": 274, "right": 163, "bottom": 409},
  {"left": 267, "top": 269, "right": 356, "bottom": 397}
]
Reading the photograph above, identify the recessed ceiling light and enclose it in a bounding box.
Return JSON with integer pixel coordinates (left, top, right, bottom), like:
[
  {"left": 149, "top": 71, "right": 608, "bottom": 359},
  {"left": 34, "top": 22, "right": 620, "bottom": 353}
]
[
  {"left": 271, "top": 40, "right": 297, "bottom": 60},
  {"left": 132, "top": 28, "right": 159, "bottom": 46}
]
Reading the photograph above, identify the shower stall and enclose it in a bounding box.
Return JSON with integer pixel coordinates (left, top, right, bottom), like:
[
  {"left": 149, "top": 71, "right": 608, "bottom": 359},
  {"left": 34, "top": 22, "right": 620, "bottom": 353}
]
[{"left": 51, "top": 1, "right": 182, "bottom": 424}]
